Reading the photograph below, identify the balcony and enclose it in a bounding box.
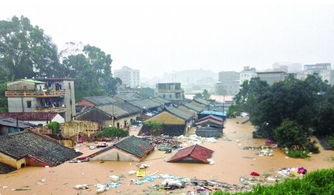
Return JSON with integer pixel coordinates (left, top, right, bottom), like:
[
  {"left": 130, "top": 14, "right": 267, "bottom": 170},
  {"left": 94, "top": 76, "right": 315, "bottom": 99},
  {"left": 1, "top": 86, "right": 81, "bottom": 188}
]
[
  {"left": 35, "top": 107, "right": 67, "bottom": 113},
  {"left": 5, "top": 90, "right": 66, "bottom": 97}
]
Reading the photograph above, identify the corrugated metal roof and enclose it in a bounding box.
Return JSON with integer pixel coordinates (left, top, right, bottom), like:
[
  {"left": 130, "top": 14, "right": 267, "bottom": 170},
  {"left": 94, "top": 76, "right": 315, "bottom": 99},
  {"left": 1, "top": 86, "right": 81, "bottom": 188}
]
[{"left": 183, "top": 102, "right": 204, "bottom": 112}]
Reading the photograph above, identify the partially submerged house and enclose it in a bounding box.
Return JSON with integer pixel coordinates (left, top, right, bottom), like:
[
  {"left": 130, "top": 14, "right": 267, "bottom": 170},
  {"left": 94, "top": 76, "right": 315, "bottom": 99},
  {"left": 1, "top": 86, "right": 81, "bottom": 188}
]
[
  {"left": 0, "top": 131, "right": 81, "bottom": 170},
  {"left": 168, "top": 144, "right": 213, "bottom": 163},
  {"left": 89, "top": 136, "right": 154, "bottom": 162},
  {"left": 196, "top": 126, "right": 222, "bottom": 138},
  {"left": 0, "top": 117, "right": 33, "bottom": 136},
  {"left": 0, "top": 112, "right": 64, "bottom": 126},
  {"left": 0, "top": 162, "right": 16, "bottom": 174},
  {"left": 196, "top": 115, "right": 224, "bottom": 129},
  {"left": 140, "top": 106, "right": 193, "bottom": 136},
  {"left": 198, "top": 110, "right": 227, "bottom": 120}
]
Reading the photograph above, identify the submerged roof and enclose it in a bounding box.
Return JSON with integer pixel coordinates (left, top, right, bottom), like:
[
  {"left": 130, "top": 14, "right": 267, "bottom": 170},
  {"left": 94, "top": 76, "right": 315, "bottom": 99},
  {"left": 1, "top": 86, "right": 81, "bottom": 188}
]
[
  {"left": 0, "top": 131, "right": 81, "bottom": 166},
  {"left": 0, "top": 112, "right": 59, "bottom": 121},
  {"left": 90, "top": 136, "right": 154, "bottom": 159},
  {"left": 82, "top": 96, "right": 117, "bottom": 106},
  {"left": 165, "top": 107, "right": 193, "bottom": 121},
  {"left": 168, "top": 144, "right": 213, "bottom": 163},
  {"left": 197, "top": 115, "right": 224, "bottom": 122}
]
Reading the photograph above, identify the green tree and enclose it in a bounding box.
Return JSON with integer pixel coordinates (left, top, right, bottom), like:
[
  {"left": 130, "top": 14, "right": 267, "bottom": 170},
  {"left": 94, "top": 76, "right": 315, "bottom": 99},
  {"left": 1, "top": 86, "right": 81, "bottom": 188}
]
[
  {"left": 48, "top": 121, "right": 61, "bottom": 135},
  {"left": 314, "top": 86, "right": 334, "bottom": 136},
  {"left": 202, "top": 89, "right": 210, "bottom": 100},
  {"left": 273, "top": 120, "right": 308, "bottom": 149},
  {"left": 96, "top": 127, "right": 129, "bottom": 139},
  {"left": 144, "top": 121, "right": 163, "bottom": 136},
  {"left": 0, "top": 16, "right": 61, "bottom": 80},
  {"left": 61, "top": 45, "right": 120, "bottom": 100}
]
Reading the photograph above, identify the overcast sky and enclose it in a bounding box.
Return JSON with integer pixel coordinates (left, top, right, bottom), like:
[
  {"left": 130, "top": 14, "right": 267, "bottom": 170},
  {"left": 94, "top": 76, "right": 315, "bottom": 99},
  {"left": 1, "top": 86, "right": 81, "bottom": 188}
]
[{"left": 1, "top": 0, "right": 334, "bottom": 78}]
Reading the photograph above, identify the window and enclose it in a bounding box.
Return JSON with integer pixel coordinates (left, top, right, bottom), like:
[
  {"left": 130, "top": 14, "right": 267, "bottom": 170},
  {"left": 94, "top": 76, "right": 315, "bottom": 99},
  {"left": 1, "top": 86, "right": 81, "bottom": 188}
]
[{"left": 26, "top": 101, "right": 32, "bottom": 108}]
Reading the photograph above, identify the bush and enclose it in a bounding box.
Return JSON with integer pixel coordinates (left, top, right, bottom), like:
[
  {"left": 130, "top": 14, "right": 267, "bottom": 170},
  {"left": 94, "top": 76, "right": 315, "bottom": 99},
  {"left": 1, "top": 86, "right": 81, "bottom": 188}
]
[
  {"left": 286, "top": 149, "right": 309, "bottom": 158},
  {"left": 305, "top": 141, "right": 320, "bottom": 154},
  {"left": 48, "top": 121, "right": 60, "bottom": 135},
  {"left": 96, "top": 127, "right": 129, "bottom": 139},
  {"left": 144, "top": 121, "right": 163, "bottom": 136},
  {"left": 213, "top": 168, "right": 334, "bottom": 195}
]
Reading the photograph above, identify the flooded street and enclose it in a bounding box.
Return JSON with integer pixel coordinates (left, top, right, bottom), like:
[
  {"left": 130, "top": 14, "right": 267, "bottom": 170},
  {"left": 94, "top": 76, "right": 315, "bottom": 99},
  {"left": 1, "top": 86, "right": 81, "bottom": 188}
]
[{"left": 0, "top": 118, "right": 333, "bottom": 195}]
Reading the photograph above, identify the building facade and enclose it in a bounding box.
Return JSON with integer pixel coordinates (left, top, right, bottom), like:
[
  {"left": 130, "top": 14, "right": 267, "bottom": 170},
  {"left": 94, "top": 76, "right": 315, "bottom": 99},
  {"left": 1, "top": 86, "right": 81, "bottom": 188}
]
[
  {"left": 114, "top": 66, "right": 140, "bottom": 88},
  {"left": 155, "top": 83, "right": 185, "bottom": 101},
  {"left": 5, "top": 78, "right": 76, "bottom": 122},
  {"left": 257, "top": 71, "right": 288, "bottom": 85},
  {"left": 215, "top": 71, "right": 240, "bottom": 96},
  {"left": 239, "top": 66, "right": 257, "bottom": 85},
  {"left": 303, "top": 63, "right": 332, "bottom": 84}
]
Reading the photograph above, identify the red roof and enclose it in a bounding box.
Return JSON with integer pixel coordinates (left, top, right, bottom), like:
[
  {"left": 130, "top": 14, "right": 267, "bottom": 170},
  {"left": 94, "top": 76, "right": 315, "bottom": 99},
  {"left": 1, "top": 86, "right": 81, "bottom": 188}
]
[
  {"left": 0, "top": 112, "right": 58, "bottom": 121},
  {"left": 168, "top": 144, "right": 213, "bottom": 163}
]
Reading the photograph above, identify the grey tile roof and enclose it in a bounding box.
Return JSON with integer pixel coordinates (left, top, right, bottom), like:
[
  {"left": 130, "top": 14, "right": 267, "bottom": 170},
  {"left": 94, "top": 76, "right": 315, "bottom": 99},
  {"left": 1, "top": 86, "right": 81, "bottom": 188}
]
[
  {"left": 165, "top": 107, "right": 193, "bottom": 121},
  {"left": 0, "top": 131, "right": 81, "bottom": 166},
  {"left": 196, "top": 126, "right": 222, "bottom": 137},
  {"left": 115, "top": 136, "right": 154, "bottom": 158},
  {"left": 193, "top": 98, "right": 211, "bottom": 106},
  {"left": 129, "top": 99, "right": 161, "bottom": 110},
  {"left": 183, "top": 102, "right": 204, "bottom": 113},
  {"left": 97, "top": 104, "right": 129, "bottom": 118},
  {"left": 114, "top": 102, "right": 142, "bottom": 114},
  {"left": 151, "top": 97, "right": 170, "bottom": 105},
  {"left": 0, "top": 117, "right": 33, "bottom": 129},
  {"left": 83, "top": 96, "right": 117, "bottom": 106}
]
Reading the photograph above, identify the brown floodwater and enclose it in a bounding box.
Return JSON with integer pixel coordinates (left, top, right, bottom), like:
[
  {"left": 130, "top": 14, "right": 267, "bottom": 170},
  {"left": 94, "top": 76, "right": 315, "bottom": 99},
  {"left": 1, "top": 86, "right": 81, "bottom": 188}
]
[{"left": 0, "top": 118, "right": 333, "bottom": 195}]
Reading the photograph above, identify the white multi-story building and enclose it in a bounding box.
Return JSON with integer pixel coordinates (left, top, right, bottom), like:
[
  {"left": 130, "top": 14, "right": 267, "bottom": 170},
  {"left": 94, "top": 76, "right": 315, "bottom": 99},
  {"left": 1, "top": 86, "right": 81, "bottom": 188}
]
[
  {"left": 114, "top": 66, "right": 140, "bottom": 88},
  {"left": 240, "top": 66, "right": 257, "bottom": 85},
  {"left": 302, "top": 63, "right": 331, "bottom": 84}
]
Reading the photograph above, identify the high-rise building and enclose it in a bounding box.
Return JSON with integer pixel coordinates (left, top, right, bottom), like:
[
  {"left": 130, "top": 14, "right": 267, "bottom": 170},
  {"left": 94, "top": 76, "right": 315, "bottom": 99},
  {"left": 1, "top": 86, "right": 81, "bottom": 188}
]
[
  {"left": 215, "top": 71, "right": 240, "bottom": 96},
  {"left": 303, "top": 63, "right": 331, "bottom": 83},
  {"left": 240, "top": 66, "right": 257, "bottom": 85},
  {"left": 257, "top": 71, "right": 287, "bottom": 85},
  {"left": 114, "top": 66, "right": 140, "bottom": 88}
]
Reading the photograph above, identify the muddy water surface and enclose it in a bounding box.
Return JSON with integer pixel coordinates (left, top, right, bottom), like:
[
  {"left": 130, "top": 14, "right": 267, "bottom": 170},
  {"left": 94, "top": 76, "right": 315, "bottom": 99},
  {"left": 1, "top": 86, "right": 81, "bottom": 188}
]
[{"left": 0, "top": 118, "right": 333, "bottom": 195}]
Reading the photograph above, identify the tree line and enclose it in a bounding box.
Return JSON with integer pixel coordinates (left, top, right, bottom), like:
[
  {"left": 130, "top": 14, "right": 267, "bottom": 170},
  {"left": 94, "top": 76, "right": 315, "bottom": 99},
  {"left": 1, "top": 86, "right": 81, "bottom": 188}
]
[
  {"left": 0, "top": 16, "right": 121, "bottom": 112},
  {"left": 229, "top": 74, "right": 334, "bottom": 156}
]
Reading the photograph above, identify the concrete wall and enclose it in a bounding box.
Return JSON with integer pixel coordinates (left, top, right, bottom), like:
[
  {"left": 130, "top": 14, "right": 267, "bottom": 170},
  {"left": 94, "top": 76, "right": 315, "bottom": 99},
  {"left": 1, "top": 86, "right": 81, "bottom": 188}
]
[
  {"left": 0, "top": 152, "right": 26, "bottom": 169},
  {"left": 8, "top": 97, "right": 37, "bottom": 112},
  {"left": 61, "top": 120, "right": 99, "bottom": 139},
  {"left": 91, "top": 148, "right": 140, "bottom": 162},
  {"left": 104, "top": 114, "right": 139, "bottom": 129},
  {"left": 62, "top": 81, "right": 76, "bottom": 122},
  {"left": 146, "top": 111, "right": 185, "bottom": 125}
]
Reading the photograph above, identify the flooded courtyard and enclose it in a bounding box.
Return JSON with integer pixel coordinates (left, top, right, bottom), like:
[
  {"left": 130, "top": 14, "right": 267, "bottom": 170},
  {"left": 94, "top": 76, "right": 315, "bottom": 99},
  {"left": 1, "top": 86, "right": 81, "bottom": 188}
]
[{"left": 0, "top": 118, "right": 333, "bottom": 195}]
